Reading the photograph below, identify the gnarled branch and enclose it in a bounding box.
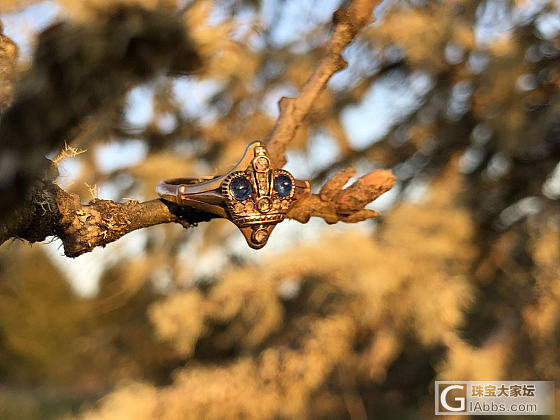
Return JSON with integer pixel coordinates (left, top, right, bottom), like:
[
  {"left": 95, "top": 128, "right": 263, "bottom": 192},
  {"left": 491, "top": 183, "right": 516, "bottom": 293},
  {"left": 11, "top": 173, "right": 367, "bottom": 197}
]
[
  {"left": 288, "top": 169, "right": 395, "bottom": 224},
  {"left": 0, "top": 0, "right": 394, "bottom": 257},
  {"left": 0, "top": 177, "right": 215, "bottom": 257}
]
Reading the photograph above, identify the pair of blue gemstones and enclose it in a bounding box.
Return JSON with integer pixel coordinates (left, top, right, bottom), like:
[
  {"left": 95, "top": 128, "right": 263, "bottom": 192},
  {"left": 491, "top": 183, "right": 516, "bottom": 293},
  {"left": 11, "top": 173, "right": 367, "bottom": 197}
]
[{"left": 230, "top": 174, "right": 292, "bottom": 201}]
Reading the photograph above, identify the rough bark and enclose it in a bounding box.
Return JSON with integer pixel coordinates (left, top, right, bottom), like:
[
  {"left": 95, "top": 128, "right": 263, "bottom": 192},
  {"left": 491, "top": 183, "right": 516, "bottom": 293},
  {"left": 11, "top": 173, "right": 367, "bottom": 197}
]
[{"left": 1, "top": 177, "right": 215, "bottom": 257}]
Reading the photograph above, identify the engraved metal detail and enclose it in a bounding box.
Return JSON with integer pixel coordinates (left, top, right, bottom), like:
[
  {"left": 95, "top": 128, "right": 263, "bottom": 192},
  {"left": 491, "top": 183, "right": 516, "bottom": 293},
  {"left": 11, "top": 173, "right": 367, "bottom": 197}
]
[{"left": 221, "top": 146, "right": 296, "bottom": 230}]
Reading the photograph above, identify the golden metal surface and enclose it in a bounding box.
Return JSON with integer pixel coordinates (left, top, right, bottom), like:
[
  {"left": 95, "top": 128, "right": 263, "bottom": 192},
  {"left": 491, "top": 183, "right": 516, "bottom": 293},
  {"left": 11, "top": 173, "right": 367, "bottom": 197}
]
[{"left": 156, "top": 141, "right": 311, "bottom": 249}]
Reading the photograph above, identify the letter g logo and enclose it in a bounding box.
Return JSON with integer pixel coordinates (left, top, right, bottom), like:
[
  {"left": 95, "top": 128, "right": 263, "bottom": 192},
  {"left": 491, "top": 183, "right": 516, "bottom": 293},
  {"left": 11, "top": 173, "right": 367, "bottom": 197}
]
[{"left": 440, "top": 384, "right": 466, "bottom": 412}]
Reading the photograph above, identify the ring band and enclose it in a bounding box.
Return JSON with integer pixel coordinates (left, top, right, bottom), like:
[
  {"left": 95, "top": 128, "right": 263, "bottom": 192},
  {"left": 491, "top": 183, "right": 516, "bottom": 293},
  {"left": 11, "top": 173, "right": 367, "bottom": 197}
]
[{"left": 157, "top": 141, "right": 310, "bottom": 249}]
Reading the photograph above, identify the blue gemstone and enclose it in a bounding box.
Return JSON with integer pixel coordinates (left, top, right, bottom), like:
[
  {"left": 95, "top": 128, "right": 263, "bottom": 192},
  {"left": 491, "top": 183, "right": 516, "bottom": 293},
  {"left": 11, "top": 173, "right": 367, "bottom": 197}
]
[
  {"left": 230, "top": 177, "right": 252, "bottom": 201},
  {"left": 274, "top": 174, "right": 292, "bottom": 197}
]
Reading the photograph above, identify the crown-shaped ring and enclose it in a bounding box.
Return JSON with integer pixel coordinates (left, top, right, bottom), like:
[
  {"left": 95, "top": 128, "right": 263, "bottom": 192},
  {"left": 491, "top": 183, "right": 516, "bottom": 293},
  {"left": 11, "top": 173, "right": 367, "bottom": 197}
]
[{"left": 157, "top": 141, "right": 310, "bottom": 249}]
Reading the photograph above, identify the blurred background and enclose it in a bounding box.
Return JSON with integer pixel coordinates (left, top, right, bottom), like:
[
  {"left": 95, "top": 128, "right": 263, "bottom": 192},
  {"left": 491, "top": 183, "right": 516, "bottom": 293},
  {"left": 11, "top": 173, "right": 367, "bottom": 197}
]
[{"left": 1, "top": 0, "right": 560, "bottom": 418}]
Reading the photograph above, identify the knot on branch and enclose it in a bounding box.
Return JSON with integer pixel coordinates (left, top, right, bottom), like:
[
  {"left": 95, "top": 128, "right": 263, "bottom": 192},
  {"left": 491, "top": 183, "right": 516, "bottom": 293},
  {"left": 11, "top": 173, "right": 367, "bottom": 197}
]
[
  {"left": 56, "top": 193, "right": 132, "bottom": 257},
  {"left": 287, "top": 168, "right": 395, "bottom": 224}
]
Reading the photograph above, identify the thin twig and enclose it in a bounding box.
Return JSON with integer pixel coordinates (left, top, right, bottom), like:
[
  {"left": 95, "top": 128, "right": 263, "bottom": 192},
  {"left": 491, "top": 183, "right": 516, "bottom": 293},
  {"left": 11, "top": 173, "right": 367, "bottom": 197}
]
[{"left": 266, "top": 0, "right": 382, "bottom": 167}]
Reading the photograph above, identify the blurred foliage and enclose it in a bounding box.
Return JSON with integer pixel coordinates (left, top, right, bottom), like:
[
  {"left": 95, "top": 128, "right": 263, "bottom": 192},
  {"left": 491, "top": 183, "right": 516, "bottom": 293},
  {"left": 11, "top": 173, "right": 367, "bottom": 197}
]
[{"left": 1, "top": 0, "right": 560, "bottom": 419}]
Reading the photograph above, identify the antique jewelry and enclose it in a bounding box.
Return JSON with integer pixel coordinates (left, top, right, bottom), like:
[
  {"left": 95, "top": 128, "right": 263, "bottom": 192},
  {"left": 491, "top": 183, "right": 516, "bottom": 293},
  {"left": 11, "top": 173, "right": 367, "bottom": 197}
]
[{"left": 156, "top": 141, "right": 310, "bottom": 249}]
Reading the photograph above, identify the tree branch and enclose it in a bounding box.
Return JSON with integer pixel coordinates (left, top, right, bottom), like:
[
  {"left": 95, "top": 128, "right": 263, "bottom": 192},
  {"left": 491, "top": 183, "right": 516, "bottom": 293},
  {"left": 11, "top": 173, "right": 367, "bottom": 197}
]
[
  {"left": 0, "top": 0, "right": 395, "bottom": 257},
  {"left": 288, "top": 169, "right": 395, "bottom": 224},
  {"left": 0, "top": 175, "right": 216, "bottom": 257},
  {"left": 266, "top": 0, "right": 382, "bottom": 167},
  {"left": 265, "top": 0, "right": 395, "bottom": 226},
  {"left": 0, "top": 168, "right": 394, "bottom": 258}
]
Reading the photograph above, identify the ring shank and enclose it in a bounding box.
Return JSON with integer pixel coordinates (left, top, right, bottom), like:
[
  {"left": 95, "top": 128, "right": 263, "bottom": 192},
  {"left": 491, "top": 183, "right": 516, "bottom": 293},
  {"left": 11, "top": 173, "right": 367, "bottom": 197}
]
[
  {"left": 156, "top": 176, "right": 220, "bottom": 203},
  {"left": 157, "top": 176, "right": 230, "bottom": 218}
]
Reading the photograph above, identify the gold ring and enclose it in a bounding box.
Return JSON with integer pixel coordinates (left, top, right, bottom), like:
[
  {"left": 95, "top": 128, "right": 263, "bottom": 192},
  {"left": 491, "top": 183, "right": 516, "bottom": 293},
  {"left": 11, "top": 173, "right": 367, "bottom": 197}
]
[{"left": 156, "top": 141, "right": 310, "bottom": 249}]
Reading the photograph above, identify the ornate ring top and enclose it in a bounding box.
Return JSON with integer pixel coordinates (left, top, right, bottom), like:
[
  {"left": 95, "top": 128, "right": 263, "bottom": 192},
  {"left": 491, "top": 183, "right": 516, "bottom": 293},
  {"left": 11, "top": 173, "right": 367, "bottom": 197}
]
[{"left": 156, "top": 141, "right": 310, "bottom": 249}]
